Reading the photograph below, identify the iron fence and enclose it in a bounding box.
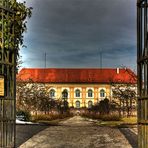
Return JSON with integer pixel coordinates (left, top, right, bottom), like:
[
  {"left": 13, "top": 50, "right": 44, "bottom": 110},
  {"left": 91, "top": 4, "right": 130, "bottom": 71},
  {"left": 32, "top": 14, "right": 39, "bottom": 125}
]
[
  {"left": 0, "top": 0, "right": 16, "bottom": 147},
  {"left": 137, "top": 0, "right": 148, "bottom": 147}
]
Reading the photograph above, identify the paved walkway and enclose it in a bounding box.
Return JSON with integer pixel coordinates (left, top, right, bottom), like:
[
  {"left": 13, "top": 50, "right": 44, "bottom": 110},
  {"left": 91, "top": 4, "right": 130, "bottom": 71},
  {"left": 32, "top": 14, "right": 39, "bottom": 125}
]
[{"left": 19, "top": 116, "right": 135, "bottom": 148}]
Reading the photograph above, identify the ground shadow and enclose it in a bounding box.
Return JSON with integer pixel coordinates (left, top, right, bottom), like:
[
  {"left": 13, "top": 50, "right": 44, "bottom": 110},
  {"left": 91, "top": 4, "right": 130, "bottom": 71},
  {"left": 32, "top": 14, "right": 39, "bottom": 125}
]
[
  {"left": 16, "top": 124, "right": 49, "bottom": 147},
  {"left": 119, "top": 128, "right": 138, "bottom": 148}
]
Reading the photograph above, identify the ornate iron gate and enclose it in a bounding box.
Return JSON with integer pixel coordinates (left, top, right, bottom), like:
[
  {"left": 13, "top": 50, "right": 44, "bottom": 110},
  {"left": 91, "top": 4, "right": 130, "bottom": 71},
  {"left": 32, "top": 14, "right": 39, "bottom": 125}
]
[
  {"left": 0, "top": 0, "right": 16, "bottom": 147},
  {"left": 137, "top": 0, "right": 148, "bottom": 147}
]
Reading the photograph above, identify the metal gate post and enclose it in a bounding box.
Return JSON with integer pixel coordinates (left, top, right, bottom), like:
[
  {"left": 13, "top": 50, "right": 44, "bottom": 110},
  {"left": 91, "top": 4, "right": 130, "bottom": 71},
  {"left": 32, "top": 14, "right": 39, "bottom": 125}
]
[
  {"left": 0, "top": 0, "right": 16, "bottom": 147},
  {"left": 137, "top": 0, "right": 148, "bottom": 147}
]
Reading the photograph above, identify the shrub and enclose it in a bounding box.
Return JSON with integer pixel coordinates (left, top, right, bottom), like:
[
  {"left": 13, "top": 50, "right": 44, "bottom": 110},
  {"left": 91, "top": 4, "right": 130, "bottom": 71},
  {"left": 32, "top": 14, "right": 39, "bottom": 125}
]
[
  {"left": 100, "top": 114, "right": 121, "bottom": 121},
  {"left": 81, "top": 112, "right": 100, "bottom": 119},
  {"left": 16, "top": 110, "right": 31, "bottom": 121},
  {"left": 81, "top": 112, "right": 121, "bottom": 121},
  {"left": 31, "top": 112, "right": 73, "bottom": 122}
]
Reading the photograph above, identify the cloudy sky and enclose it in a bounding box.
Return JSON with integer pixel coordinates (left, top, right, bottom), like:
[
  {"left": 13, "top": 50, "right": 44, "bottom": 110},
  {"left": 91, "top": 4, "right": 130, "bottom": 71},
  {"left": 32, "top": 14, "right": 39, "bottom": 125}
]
[{"left": 18, "top": 0, "right": 137, "bottom": 70}]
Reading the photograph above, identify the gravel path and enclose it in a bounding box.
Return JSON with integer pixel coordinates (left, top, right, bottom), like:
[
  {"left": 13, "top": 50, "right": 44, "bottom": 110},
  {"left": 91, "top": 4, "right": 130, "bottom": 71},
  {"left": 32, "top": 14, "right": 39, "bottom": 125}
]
[{"left": 19, "top": 116, "right": 134, "bottom": 148}]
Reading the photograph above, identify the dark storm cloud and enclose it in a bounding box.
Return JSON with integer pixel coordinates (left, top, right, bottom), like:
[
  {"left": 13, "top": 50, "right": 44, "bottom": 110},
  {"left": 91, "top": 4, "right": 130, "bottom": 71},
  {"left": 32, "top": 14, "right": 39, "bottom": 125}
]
[{"left": 20, "top": 0, "right": 137, "bottom": 70}]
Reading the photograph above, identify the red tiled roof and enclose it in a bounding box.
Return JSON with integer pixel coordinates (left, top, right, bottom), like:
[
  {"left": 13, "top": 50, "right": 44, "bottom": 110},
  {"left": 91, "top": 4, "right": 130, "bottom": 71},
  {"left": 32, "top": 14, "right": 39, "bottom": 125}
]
[{"left": 17, "top": 68, "right": 137, "bottom": 84}]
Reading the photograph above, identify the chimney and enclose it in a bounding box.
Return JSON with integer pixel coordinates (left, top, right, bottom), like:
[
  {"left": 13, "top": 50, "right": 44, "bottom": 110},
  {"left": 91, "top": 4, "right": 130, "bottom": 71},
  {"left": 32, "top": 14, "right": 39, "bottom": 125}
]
[{"left": 116, "top": 68, "right": 120, "bottom": 74}]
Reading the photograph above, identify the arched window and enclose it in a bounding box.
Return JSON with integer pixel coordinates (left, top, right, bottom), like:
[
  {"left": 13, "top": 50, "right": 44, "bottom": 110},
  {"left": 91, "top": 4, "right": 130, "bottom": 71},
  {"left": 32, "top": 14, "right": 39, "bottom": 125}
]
[
  {"left": 88, "top": 89, "right": 93, "bottom": 97},
  {"left": 88, "top": 101, "right": 93, "bottom": 108},
  {"left": 76, "top": 101, "right": 80, "bottom": 108},
  {"left": 62, "top": 89, "right": 68, "bottom": 99},
  {"left": 100, "top": 89, "right": 105, "bottom": 97},
  {"left": 49, "top": 89, "right": 55, "bottom": 98},
  {"left": 75, "top": 89, "right": 80, "bottom": 97}
]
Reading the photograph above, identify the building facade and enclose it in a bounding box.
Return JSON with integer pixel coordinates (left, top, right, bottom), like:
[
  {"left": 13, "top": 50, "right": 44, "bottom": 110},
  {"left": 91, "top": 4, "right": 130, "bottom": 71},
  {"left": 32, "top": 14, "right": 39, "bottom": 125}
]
[
  {"left": 42, "top": 83, "right": 111, "bottom": 108},
  {"left": 17, "top": 68, "right": 136, "bottom": 108}
]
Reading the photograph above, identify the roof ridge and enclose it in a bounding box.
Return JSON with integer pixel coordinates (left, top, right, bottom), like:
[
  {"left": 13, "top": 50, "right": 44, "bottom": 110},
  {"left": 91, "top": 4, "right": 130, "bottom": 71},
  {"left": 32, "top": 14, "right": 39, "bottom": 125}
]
[{"left": 20, "top": 67, "right": 129, "bottom": 70}]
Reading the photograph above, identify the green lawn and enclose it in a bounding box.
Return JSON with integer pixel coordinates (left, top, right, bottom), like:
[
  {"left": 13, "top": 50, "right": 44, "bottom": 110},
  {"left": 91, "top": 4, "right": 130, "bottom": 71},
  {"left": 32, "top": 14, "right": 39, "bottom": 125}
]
[
  {"left": 122, "top": 117, "right": 137, "bottom": 124},
  {"left": 97, "top": 117, "right": 137, "bottom": 127}
]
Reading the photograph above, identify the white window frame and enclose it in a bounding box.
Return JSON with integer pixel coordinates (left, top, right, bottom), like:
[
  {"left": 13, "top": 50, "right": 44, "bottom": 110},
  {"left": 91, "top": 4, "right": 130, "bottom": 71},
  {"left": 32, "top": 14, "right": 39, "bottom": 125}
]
[
  {"left": 98, "top": 88, "right": 106, "bottom": 98},
  {"left": 49, "top": 89, "right": 56, "bottom": 98},
  {"left": 86, "top": 87, "right": 94, "bottom": 98},
  {"left": 48, "top": 88, "right": 57, "bottom": 98},
  {"left": 75, "top": 100, "right": 81, "bottom": 108},
  {"left": 88, "top": 100, "right": 93, "bottom": 108},
  {"left": 62, "top": 87, "right": 70, "bottom": 98},
  {"left": 74, "top": 87, "right": 82, "bottom": 98},
  {"left": 75, "top": 89, "right": 81, "bottom": 98}
]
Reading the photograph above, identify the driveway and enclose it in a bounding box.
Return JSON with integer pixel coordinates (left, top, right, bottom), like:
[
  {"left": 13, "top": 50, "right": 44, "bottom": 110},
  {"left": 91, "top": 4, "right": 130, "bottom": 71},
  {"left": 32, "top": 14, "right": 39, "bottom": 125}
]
[{"left": 19, "top": 116, "right": 137, "bottom": 148}]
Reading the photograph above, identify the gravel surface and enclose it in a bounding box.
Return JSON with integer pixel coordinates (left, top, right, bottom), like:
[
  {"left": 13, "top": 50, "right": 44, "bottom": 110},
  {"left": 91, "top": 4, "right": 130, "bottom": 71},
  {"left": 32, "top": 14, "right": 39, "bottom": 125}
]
[{"left": 19, "top": 116, "right": 135, "bottom": 148}]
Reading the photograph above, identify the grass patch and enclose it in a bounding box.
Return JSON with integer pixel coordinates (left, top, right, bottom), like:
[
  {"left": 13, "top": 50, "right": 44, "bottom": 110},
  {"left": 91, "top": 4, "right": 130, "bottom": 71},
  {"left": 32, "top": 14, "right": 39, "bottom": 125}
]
[
  {"left": 98, "top": 121, "right": 122, "bottom": 127},
  {"left": 97, "top": 117, "right": 137, "bottom": 127},
  {"left": 81, "top": 112, "right": 137, "bottom": 127},
  {"left": 122, "top": 117, "right": 137, "bottom": 124}
]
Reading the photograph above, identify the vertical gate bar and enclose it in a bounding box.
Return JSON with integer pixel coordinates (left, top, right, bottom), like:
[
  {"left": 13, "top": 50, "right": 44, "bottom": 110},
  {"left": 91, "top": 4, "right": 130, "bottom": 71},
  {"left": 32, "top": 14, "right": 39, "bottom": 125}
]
[
  {"left": 137, "top": 1, "right": 141, "bottom": 146},
  {"left": 1, "top": 1, "right": 4, "bottom": 146},
  {"left": 137, "top": 0, "right": 140, "bottom": 147},
  {"left": 13, "top": 12, "right": 16, "bottom": 147},
  {"left": 0, "top": 0, "right": 16, "bottom": 147},
  {"left": 137, "top": 0, "right": 148, "bottom": 147}
]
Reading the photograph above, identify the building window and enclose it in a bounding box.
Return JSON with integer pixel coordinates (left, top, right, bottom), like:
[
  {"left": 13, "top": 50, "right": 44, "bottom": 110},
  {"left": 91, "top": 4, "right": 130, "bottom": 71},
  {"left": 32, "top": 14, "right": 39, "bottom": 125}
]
[
  {"left": 100, "top": 89, "right": 105, "bottom": 97},
  {"left": 75, "top": 89, "right": 80, "bottom": 97},
  {"left": 88, "top": 101, "right": 93, "bottom": 108},
  {"left": 76, "top": 101, "right": 80, "bottom": 108},
  {"left": 49, "top": 89, "right": 55, "bottom": 98},
  {"left": 62, "top": 89, "right": 68, "bottom": 99},
  {"left": 88, "top": 89, "right": 93, "bottom": 97}
]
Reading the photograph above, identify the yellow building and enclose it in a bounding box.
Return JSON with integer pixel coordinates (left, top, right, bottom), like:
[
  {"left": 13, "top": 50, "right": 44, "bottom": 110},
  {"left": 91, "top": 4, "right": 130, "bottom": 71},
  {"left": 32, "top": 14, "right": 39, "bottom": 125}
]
[{"left": 17, "top": 68, "right": 136, "bottom": 108}]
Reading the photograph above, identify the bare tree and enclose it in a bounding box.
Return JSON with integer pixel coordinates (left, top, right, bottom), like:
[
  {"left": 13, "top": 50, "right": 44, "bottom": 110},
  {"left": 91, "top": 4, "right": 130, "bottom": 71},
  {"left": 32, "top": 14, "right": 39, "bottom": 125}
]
[
  {"left": 112, "top": 84, "right": 137, "bottom": 117},
  {"left": 16, "top": 79, "right": 52, "bottom": 114},
  {"left": 111, "top": 67, "right": 137, "bottom": 117}
]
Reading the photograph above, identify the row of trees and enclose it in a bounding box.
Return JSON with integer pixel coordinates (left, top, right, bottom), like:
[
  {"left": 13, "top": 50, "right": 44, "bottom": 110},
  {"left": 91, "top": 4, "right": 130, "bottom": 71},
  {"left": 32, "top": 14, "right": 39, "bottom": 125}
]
[
  {"left": 16, "top": 81, "right": 69, "bottom": 114},
  {"left": 88, "top": 83, "right": 137, "bottom": 117},
  {"left": 112, "top": 83, "right": 137, "bottom": 117},
  {"left": 17, "top": 82, "right": 137, "bottom": 117}
]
